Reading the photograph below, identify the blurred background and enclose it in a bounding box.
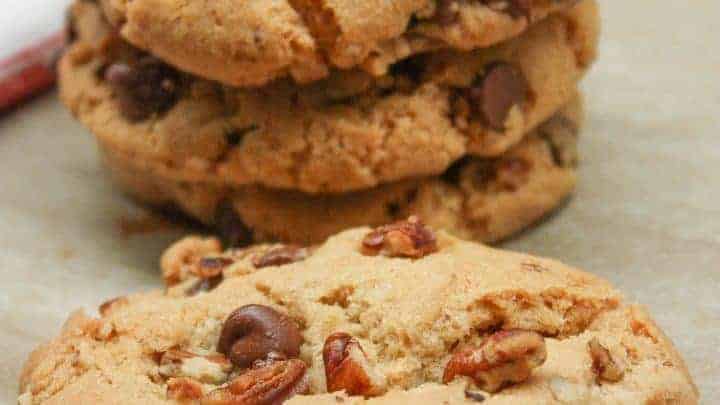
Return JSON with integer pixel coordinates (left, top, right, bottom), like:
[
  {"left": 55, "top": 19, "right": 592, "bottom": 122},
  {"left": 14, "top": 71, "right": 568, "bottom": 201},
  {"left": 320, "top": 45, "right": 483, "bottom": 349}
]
[{"left": 1, "top": 1, "right": 718, "bottom": 403}]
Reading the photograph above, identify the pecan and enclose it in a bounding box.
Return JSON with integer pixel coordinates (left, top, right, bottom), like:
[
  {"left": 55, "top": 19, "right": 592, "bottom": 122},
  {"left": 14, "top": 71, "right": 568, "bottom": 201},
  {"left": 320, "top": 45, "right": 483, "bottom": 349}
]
[
  {"left": 218, "top": 305, "right": 303, "bottom": 368},
  {"left": 323, "top": 333, "right": 386, "bottom": 397},
  {"left": 443, "top": 330, "right": 547, "bottom": 392},
  {"left": 159, "top": 349, "right": 233, "bottom": 384},
  {"left": 167, "top": 377, "right": 204, "bottom": 401},
  {"left": 362, "top": 216, "right": 438, "bottom": 258},
  {"left": 253, "top": 246, "right": 308, "bottom": 268},
  {"left": 161, "top": 237, "right": 222, "bottom": 286},
  {"left": 588, "top": 338, "right": 624, "bottom": 383},
  {"left": 201, "top": 359, "right": 309, "bottom": 405}
]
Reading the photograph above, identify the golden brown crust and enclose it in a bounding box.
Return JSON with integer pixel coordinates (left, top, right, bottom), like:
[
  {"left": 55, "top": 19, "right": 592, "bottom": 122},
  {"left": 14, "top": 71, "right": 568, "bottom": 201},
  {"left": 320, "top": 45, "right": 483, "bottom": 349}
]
[
  {"left": 60, "top": 0, "right": 598, "bottom": 194},
  {"left": 19, "top": 226, "right": 698, "bottom": 404}
]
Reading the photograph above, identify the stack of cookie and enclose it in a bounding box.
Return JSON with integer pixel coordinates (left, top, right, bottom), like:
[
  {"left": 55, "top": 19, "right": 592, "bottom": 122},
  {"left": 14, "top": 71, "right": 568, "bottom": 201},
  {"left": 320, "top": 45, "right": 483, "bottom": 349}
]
[{"left": 59, "top": 0, "right": 599, "bottom": 246}]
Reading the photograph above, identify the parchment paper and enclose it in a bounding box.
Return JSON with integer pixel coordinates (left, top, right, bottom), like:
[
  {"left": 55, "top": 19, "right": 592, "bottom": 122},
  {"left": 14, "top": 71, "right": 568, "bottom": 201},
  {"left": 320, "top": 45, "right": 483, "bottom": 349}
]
[{"left": 1, "top": 1, "right": 718, "bottom": 403}]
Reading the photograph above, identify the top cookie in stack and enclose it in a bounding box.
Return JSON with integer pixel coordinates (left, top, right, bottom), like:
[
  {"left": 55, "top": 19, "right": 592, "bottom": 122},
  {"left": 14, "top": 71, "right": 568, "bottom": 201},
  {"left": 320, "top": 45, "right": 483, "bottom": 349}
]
[{"left": 59, "top": 0, "right": 600, "bottom": 245}]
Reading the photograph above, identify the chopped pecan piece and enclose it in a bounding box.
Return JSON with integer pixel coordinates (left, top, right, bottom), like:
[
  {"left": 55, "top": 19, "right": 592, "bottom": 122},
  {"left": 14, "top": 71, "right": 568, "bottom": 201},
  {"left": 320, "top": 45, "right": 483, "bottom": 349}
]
[
  {"left": 443, "top": 330, "right": 547, "bottom": 392},
  {"left": 201, "top": 359, "right": 309, "bottom": 405},
  {"left": 253, "top": 246, "right": 308, "bottom": 268},
  {"left": 362, "top": 216, "right": 438, "bottom": 258},
  {"left": 159, "top": 349, "right": 232, "bottom": 384},
  {"left": 167, "top": 377, "right": 204, "bottom": 401},
  {"left": 161, "top": 237, "right": 222, "bottom": 286},
  {"left": 323, "top": 333, "right": 386, "bottom": 397},
  {"left": 218, "top": 305, "right": 303, "bottom": 368},
  {"left": 588, "top": 338, "right": 624, "bottom": 383}
]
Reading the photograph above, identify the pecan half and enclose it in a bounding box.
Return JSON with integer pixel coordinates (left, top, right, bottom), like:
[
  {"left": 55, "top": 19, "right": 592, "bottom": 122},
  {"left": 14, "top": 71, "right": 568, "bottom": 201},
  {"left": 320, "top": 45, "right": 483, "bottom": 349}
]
[
  {"left": 201, "top": 359, "right": 309, "bottom": 405},
  {"left": 253, "top": 246, "right": 308, "bottom": 269},
  {"left": 159, "top": 349, "right": 233, "bottom": 384},
  {"left": 218, "top": 305, "right": 303, "bottom": 368},
  {"left": 443, "top": 330, "right": 547, "bottom": 393},
  {"left": 588, "top": 338, "right": 624, "bottom": 383},
  {"left": 323, "top": 333, "right": 386, "bottom": 397},
  {"left": 167, "top": 377, "right": 204, "bottom": 401},
  {"left": 362, "top": 216, "right": 438, "bottom": 258}
]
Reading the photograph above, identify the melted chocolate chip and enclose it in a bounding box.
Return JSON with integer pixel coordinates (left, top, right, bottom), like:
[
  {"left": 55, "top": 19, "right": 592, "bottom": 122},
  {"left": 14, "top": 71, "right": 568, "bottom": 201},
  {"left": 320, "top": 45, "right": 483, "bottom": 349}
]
[
  {"left": 104, "top": 56, "right": 180, "bottom": 121},
  {"left": 466, "top": 62, "right": 529, "bottom": 131}
]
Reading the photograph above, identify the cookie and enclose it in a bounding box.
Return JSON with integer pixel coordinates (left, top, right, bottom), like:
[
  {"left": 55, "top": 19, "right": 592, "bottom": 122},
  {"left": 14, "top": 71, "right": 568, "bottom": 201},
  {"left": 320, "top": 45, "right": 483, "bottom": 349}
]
[
  {"left": 19, "top": 222, "right": 699, "bottom": 404},
  {"left": 101, "top": 100, "right": 582, "bottom": 246},
  {"left": 60, "top": 0, "right": 598, "bottom": 194},
  {"left": 99, "top": 0, "right": 582, "bottom": 87}
]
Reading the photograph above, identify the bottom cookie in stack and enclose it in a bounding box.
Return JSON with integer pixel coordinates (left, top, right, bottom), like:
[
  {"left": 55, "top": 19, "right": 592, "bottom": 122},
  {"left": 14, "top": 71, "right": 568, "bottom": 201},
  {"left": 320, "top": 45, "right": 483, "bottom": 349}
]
[{"left": 102, "top": 99, "right": 582, "bottom": 246}]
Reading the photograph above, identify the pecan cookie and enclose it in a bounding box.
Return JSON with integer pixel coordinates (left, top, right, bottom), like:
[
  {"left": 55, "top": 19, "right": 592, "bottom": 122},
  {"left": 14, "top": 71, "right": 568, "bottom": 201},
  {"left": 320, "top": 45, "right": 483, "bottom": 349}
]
[
  {"left": 19, "top": 223, "right": 698, "bottom": 403},
  {"left": 99, "top": 0, "right": 582, "bottom": 87},
  {"left": 60, "top": 0, "right": 598, "bottom": 194},
  {"left": 101, "top": 101, "right": 581, "bottom": 245}
]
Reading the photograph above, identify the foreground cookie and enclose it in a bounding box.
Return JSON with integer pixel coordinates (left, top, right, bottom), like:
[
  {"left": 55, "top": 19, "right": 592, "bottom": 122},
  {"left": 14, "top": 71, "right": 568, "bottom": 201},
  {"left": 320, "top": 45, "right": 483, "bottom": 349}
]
[
  {"left": 100, "top": 0, "right": 580, "bottom": 87},
  {"left": 61, "top": 0, "right": 598, "bottom": 194},
  {"left": 103, "top": 101, "right": 581, "bottom": 245},
  {"left": 19, "top": 222, "right": 699, "bottom": 404}
]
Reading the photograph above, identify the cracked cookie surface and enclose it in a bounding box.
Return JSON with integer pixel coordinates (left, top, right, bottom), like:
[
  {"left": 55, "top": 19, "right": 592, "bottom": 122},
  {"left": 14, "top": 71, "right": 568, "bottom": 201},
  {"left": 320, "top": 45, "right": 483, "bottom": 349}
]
[
  {"left": 61, "top": 0, "right": 598, "bottom": 194},
  {"left": 99, "top": 0, "right": 581, "bottom": 87},
  {"left": 104, "top": 100, "right": 579, "bottom": 245},
  {"left": 19, "top": 224, "right": 698, "bottom": 404}
]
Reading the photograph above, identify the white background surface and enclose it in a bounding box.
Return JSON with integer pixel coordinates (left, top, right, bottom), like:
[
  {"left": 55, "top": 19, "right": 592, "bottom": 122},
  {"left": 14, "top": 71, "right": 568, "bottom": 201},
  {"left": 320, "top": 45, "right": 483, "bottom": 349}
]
[
  {"left": 1, "top": 1, "right": 719, "bottom": 403},
  {"left": 0, "top": 0, "right": 71, "bottom": 59}
]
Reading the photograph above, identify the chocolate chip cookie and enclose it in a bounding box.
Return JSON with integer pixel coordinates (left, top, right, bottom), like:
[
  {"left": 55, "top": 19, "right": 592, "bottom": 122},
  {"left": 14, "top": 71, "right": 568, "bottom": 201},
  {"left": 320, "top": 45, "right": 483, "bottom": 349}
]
[
  {"left": 61, "top": 0, "right": 598, "bottom": 194},
  {"left": 19, "top": 222, "right": 699, "bottom": 403},
  {"left": 101, "top": 100, "right": 582, "bottom": 245},
  {"left": 99, "top": 0, "right": 583, "bottom": 87}
]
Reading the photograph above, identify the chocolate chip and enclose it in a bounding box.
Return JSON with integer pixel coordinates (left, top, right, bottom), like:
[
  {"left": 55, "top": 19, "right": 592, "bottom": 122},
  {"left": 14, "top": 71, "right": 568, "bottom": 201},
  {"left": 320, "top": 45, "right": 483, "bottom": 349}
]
[
  {"left": 104, "top": 56, "right": 180, "bottom": 121},
  {"left": 218, "top": 305, "right": 303, "bottom": 368},
  {"left": 195, "top": 257, "right": 234, "bottom": 278},
  {"left": 186, "top": 274, "right": 223, "bottom": 296},
  {"left": 435, "top": 0, "right": 460, "bottom": 24},
  {"left": 466, "top": 62, "right": 529, "bottom": 131},
  {"left": 253, "top": 246, "right": 308, "bottom": 268},
  {"left": 464, "top": 389, "right": 486, "bottom": 402},
  {"left": 214, "top": 201, "right": 254, "bottom": 248}
]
